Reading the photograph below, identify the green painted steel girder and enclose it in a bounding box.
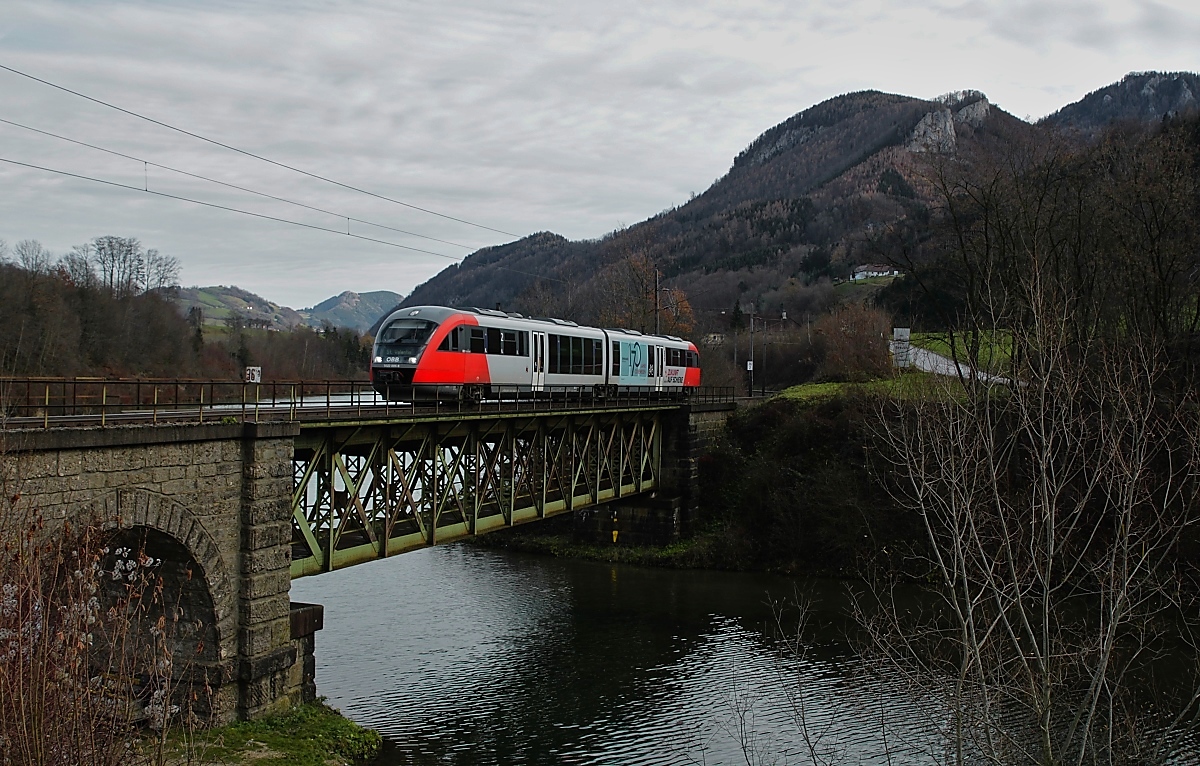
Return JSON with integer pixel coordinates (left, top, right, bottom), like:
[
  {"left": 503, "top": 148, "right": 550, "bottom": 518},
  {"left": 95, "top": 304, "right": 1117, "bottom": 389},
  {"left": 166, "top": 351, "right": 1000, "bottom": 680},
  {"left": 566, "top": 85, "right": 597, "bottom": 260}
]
[{"left": 290, "top": 407, "right": 664, "bottom": 578}]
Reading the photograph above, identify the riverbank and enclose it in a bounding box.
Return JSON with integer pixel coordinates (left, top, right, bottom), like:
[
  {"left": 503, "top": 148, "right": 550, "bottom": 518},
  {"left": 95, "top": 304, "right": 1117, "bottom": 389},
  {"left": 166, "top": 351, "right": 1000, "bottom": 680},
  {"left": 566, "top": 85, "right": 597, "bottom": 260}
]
[
  {"left": 148, "top": 701, "right": 381, "bottom": 765},
  {"left": 476, "top": 382, "right": 922, "bottom": 577}
]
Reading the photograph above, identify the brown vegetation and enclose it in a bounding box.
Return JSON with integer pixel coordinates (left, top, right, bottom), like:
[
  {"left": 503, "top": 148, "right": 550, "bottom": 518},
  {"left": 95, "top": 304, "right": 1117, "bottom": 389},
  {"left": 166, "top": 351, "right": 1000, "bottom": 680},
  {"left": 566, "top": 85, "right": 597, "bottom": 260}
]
[
  {"left": 0, "top": 499, "right": 209, "bottom": 765},
  {"left": 0, "top": 240, "right": 370, "bottom": 381},
  {"left": 864, "top": 115, "right": 1200, "bottom": 764}
]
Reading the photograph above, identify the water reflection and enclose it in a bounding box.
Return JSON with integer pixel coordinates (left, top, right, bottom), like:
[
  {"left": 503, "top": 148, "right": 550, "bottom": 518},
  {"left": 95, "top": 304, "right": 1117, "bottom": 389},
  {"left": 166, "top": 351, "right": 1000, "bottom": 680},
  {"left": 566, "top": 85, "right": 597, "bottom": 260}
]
[{"left": 290, "top": 546, "right": 930, "bottom": 765}]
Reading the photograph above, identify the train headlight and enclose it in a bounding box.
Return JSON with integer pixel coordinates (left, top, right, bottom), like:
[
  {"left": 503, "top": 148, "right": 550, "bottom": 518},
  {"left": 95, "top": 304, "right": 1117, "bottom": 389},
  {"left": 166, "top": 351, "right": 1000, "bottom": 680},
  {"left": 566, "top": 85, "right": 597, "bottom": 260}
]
[
  {"left": 406, "top": 356, "right": 418, "bottom": 364},
  {"left": 374, "top": 356, "right": 383, "bottom": 363}
]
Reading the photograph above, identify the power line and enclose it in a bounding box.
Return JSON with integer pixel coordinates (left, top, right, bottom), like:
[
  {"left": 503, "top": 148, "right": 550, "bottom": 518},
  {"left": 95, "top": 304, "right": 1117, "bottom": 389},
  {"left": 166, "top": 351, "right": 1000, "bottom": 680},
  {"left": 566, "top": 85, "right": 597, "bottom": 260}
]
[
  {"left": 0, "top": 156, "right": 461, "bottom": 259},
  {"left": 0, "top": 116, "right": 476, "bottom": 251},
  {"left": 0, "top": 62, "right": 523, "bottom": 238},
  {"left": 0, "top": 155, "right": 569, "bottom": 284}
]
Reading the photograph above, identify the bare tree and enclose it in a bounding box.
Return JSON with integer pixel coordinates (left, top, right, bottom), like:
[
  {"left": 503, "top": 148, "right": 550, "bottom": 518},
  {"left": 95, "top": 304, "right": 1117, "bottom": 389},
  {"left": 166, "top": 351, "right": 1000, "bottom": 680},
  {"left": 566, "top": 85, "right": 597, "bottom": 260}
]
[
  {"left": 91, "top": 235, "right": 145, "bottom": 295},
  {"left": 14, "top": 239, "right": 53, "bottom": 274},
  {"left": 143, "top": 248, "right": 181, "bottom": 292},
  {"left": 58, "top": 243, "right": 97, "bottom": 288},
  {"left": 866, "top": 128, "right": 1200, "bottom": 765},
  {"left": 589, "top": 251, "right": 695, "bottom": 335}
]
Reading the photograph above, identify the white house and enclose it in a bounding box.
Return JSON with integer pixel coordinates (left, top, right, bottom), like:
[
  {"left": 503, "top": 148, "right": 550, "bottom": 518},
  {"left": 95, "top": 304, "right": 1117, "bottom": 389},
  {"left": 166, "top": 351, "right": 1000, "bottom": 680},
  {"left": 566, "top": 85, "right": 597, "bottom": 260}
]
[{"left": 851, "top": 264, "right": 901, "bottom": 281}]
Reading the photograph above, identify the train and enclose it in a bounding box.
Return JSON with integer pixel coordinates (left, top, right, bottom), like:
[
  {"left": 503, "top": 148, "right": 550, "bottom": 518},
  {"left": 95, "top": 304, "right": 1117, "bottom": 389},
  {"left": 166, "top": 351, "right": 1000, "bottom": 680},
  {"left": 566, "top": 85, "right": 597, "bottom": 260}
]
[{"left": 370, "top": 306, "right": 701, "bottom": 402}]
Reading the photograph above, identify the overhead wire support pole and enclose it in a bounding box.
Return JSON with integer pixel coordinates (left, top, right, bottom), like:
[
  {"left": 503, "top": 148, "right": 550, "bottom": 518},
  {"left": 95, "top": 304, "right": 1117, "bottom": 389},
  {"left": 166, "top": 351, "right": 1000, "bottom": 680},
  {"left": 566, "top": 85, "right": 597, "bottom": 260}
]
[{"left": 655, "top": 269, "right": 660, "bottom": 336}]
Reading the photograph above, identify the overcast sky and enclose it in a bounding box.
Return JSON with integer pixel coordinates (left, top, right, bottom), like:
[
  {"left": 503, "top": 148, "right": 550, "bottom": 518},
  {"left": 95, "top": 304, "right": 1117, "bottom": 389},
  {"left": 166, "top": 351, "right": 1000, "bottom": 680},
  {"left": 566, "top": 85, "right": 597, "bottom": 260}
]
[{"left": 3, "top": 0, "right": 1199, "bottom": 308}]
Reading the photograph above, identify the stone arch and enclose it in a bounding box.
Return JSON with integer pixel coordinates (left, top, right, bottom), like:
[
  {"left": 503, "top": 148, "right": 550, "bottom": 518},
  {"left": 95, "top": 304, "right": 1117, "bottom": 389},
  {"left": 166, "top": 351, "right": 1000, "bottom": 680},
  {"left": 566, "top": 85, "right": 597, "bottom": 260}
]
[{"left": 84, "top": 489, "right": 237, "bottom": 699}]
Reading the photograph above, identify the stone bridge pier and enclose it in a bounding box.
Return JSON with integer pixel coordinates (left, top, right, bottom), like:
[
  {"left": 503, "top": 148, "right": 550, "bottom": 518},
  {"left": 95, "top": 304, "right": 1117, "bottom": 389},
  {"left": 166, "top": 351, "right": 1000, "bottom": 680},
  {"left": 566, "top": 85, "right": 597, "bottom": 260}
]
[{"left": 1, "top": 422, "right": 314, "bottom": 723}]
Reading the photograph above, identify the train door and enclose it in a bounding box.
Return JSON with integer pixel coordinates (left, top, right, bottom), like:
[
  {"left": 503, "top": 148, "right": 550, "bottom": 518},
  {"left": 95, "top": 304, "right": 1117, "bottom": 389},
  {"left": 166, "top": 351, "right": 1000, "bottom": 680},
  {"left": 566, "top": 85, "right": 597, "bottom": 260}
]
[
  {"left": 531, "top": 331, "right": 547, "bottom": 392},
  {"left": 654, "top": 345, "right": 665, "bottom": 392}
]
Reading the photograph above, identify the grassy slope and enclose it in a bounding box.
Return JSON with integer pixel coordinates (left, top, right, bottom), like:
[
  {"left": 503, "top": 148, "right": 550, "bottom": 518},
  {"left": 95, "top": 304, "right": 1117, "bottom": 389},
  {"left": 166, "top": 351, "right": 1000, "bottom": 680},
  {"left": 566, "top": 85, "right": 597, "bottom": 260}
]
[
  {"left": 151, "top": 701, "right": 381, "bottom": 766},
  {"left": 909, "top": 330, "right": 1013, "bottom": 373}
]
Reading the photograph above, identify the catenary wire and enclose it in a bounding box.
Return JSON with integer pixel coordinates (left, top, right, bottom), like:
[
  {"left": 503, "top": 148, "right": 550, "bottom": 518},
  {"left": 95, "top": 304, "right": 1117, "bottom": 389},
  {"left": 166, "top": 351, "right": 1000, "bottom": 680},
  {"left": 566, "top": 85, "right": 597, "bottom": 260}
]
[
  {"left": 0, "top": 156, "right": 569, "bottom": 284},
  {"left": 0, "top": 116, "right": 476, "bottom": 251},
  {"left": 0, "top": 157, "right": 460, "bottom": 259},
  {"left": 0, "top": 62, "right": 522, "bottom": 238}
]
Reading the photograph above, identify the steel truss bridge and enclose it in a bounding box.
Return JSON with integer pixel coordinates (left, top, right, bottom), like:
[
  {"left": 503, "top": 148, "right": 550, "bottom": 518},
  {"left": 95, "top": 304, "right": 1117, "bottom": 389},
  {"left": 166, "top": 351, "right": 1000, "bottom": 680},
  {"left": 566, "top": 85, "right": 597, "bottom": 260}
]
[
  {"left": 290, "top": 405, "right": 671, "bottom": 577},
  {"left": 0, "top": 377, "right": 732, "bottom": 579}
]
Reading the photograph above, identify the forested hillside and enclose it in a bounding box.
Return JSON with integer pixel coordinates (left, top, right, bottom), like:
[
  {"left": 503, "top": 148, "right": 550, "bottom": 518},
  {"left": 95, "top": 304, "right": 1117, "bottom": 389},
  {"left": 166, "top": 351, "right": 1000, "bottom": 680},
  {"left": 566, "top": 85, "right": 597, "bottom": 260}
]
[
  {"left": 1042, "top": 71, "right": 1200, "bottom": 137},
  {"left": 0, "top": 237, "right": 370, "bottom": 381},
  {"left": 401, "top": 89, "right": 1026, "bottom": 326},
  {"left": 302, "top": 290, "right": 404, "bottom": 332}
]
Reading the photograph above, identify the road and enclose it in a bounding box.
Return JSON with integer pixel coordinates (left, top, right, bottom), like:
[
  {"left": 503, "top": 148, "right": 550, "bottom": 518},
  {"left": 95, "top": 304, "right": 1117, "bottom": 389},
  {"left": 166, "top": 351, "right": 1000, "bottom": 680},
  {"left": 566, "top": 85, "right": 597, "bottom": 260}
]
[{"left": 899, "top": 343, "right": 1010, "bottom": 384}]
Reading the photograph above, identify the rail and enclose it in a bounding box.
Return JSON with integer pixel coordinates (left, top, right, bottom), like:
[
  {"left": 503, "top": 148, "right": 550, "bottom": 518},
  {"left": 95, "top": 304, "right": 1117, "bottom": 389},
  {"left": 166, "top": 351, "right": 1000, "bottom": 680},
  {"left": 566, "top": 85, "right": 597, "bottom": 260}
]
[{"left": 0, "top": 377, "right": 736, "bottom": 429}]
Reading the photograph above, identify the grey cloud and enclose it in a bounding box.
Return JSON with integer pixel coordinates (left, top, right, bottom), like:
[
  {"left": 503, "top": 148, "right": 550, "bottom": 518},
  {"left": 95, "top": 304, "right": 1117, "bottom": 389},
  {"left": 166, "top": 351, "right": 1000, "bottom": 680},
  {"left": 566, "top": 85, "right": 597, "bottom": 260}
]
[
  {"left": 938, "top": 0, "right": 1200, "bottom": 54},
  {"left": 4, "top": 0, "right": 1195, "bottom": 307}
]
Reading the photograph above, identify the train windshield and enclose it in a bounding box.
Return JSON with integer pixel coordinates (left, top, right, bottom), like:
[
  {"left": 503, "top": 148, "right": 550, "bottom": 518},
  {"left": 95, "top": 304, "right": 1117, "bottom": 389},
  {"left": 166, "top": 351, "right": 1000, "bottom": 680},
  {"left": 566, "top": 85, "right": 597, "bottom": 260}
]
[{"left": 377, "top": 319, "right": 436, "bottom": 350}]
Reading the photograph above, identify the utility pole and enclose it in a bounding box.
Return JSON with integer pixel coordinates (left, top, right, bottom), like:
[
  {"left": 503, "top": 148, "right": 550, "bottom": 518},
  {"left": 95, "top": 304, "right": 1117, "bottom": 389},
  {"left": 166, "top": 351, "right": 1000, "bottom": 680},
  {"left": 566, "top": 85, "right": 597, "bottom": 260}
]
[
  {"left": 654, "top": 269, "right": 660, "bottom": 335},
  {"left": 761, "top": 315, "right": 767, "bottom": 396},
  {"left": 748, "top": 304, "right": 755, "bottom": 395},
  {"left": 732, "top": 317, "right": 738, "bottom": 373}
]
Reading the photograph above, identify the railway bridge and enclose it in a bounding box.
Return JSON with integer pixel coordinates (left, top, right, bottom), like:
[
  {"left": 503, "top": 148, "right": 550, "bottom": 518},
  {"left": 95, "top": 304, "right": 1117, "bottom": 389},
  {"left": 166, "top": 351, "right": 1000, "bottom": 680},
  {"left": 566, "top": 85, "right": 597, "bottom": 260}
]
[{"left": 0, "top": 379, "right": 734, "bottom": 723}]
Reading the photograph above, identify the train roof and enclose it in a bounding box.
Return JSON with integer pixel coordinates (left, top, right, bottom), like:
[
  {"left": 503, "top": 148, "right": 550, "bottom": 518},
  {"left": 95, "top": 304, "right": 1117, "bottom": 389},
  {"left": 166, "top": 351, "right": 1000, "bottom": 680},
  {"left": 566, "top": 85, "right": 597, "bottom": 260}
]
[{"left": 382, "top": 306, "right": 694, "bottom": 345}]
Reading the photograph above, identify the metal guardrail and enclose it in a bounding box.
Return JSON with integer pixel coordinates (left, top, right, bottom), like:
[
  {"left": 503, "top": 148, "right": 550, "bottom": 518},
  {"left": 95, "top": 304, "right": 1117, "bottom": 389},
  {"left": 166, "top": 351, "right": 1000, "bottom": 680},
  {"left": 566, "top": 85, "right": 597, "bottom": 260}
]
[{"left": 0, "top": 378, "right": 736, "bottom": 429}]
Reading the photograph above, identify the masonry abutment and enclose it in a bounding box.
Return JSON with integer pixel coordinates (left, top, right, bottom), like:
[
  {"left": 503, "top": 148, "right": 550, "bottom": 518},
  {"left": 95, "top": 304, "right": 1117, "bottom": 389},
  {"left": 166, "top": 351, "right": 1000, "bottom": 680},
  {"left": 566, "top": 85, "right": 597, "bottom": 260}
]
[
  {"left": 576, "top": 403, "right": 732, "bottom": 545},
  {"left": 1, "top": 421, "right": 306, "bottom": 723}
]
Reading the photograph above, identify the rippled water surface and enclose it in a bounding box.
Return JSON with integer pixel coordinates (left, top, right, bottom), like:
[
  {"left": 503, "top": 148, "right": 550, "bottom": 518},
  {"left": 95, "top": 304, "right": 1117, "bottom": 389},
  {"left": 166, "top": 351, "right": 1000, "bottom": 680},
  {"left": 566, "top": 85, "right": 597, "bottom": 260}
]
[{"left": 290, "top": 546, "right": 933, "bottom": 765}]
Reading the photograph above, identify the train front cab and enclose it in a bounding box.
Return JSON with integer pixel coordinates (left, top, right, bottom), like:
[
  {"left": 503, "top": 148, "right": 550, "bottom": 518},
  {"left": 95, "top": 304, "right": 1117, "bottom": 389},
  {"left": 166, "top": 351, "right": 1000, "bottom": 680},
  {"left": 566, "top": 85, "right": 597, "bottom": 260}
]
[{"left": 371, "top": 308, "right": 485, "bottom": 401}]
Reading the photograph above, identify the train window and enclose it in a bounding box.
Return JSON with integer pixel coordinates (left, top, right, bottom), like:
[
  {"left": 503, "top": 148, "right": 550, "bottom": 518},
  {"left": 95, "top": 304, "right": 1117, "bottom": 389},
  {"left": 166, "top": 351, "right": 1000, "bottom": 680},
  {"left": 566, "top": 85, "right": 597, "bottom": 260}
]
[
  {"left": 568, "top": 336, "right": 582, "bottom": 375},
  {"left": 589, "top": 339, "right": 603, "bottom": 375},
  {"left": 438, "top": 326, "right": 464, "bottom": 352},
  {"left": 498, "top": 329, "right": 520, "bottom": 356},
  {"left": 583, "top": 336, "right": 594, "bottom": 374},
  {"left": 470, "top": 327, "right": 486, "bottom": 354},
  {"left": 548, "top": 334, "right": 559, "bottom": 374},
  {"left": 378, "top": 319, "right": 436, "bottom": 350},
  {"left": 648, "top": 345, "right": 655, "bottom": 376},
  {"left": 518, "top": 331, "right": 528, "bottom": 357},
  {"left": 612, "top": 341, "right": 620, "bottom": 376}
]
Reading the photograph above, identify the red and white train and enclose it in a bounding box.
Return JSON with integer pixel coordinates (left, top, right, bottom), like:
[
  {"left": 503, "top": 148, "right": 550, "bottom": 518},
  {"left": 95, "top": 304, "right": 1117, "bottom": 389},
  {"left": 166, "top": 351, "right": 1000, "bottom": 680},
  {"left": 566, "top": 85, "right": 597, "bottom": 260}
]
[{"left": 370, "top": 306, "right": 701, "bottom": 401}]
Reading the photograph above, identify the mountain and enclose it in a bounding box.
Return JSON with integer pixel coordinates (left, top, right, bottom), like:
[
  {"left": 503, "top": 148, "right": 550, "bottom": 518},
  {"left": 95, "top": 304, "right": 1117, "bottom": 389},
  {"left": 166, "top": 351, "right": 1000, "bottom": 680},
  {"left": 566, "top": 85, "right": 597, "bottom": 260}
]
[
  {"left": 1042, "top": 71, "right": 1200, "bottom": 138},
  {"left": 401, "top": 74, "right": 1200, "bottom": 332},
  {"left": 300, "top": 290, "right": 404, "bottom": 333},
  {"left": 174, "top": 286, "right": 402, "bottom": 334},
  {"left": 401, "top": 88, "right": 1031, "bottom": 326},
  {"left": 175, "top": 285, "right": 303, "bottom": 330}
]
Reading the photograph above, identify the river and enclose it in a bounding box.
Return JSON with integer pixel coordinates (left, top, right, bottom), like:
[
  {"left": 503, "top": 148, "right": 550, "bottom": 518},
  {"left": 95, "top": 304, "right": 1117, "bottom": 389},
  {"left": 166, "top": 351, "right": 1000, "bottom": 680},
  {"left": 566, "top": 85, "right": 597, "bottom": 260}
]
[{"left": 290, "top": 545, "right": 938, "bottom": 765}]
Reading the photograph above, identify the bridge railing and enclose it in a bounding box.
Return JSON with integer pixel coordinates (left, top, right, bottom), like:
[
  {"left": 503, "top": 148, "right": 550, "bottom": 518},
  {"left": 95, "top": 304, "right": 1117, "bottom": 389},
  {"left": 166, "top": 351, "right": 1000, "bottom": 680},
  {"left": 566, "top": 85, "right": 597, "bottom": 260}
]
[{"left": 0, "top": 377, "right": 735, "bottom": 429}]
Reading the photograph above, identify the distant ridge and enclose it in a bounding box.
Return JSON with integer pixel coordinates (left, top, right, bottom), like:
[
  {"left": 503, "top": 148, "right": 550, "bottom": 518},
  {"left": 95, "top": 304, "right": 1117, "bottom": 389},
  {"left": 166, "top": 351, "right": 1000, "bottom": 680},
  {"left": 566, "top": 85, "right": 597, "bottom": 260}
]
[
  {"left": 174, "top": 286, "right": 402, "bottom": 334},
  {"left": 400, "top": 87, "right": 1022, "bottom": 314},
  {"left": 300, "top": 290, "right": 404, "bottom": 333},
  {"left": 175, "top": 285, "right": 302, "bottom": 330},
  {"left": 1042, "top": 71, "right": 1200, "bottom": 137}
]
